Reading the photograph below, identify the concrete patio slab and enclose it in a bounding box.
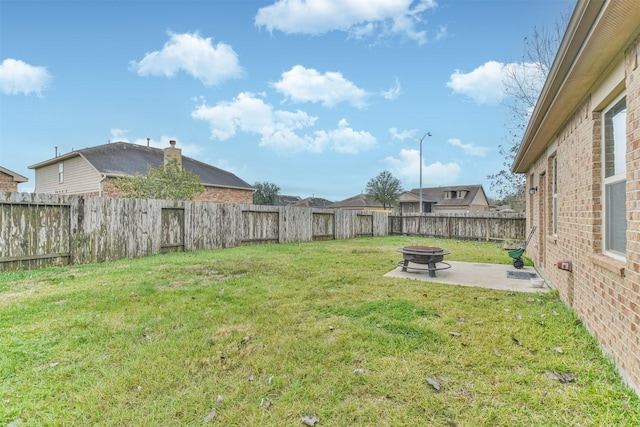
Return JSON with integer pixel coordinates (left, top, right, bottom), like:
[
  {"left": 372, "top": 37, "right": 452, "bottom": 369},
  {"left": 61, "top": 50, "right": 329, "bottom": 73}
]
[{"left": 384, "top": 261, "right": 550, "bottom": 293}]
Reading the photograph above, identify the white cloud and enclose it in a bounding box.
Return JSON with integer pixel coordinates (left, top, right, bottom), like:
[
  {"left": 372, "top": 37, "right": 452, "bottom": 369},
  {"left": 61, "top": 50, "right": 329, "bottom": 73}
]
[
  {"left": 314, "top": 119, "right": 376, "bottom": 154},
  {"left": 389, "top": 127, "right": 416, "bottom": 141},
  {"left": 384, "top": 148, "right": 460, "bottom": 186},
  {"left": 191, "top": 92, "right": 376, "bottom": 154},
  {"left": 446, "top": 61, "right": 506, "bottom": 105},
  {"left": 447, "top": 138, "right": 490, "bottom": 157},
  {"left": 129, "top": 31, "right": 244, "bottom": 86},
  {"left": 0, "top": 58, "right": 51, "bottom": 96},
  {"left": 272, "top": 65, "right": 368, "bottom": 108},
  {"left": 381, "top": 78, "right": 402, "bottom": 100},
  {"left": 434, "top": 25, "right": 448, "bottom": 41},
  {"left": 255, "top": 0, "right": 437, "bottom": 45},
  {"left": 110, "top": 128, "right": 130, "bottom": 142},
  {"left": 447, "top": 60, "right": 547, "bottom": 106}
]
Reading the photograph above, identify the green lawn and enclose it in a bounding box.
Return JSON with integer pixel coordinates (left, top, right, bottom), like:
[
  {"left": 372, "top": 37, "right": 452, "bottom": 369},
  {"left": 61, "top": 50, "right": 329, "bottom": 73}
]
[{"left": 1, "top": 236, "right": 638, "bottom": 426}]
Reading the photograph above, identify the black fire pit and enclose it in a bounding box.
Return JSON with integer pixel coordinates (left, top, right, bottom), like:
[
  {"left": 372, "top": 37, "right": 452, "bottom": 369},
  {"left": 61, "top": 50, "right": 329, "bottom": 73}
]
[{"left": 397, "top": 246, "right": 451, "bottom": 278}]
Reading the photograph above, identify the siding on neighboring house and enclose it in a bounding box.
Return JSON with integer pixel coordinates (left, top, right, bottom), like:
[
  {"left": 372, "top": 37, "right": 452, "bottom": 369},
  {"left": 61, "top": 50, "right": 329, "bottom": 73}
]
[
  {"left": 513, "top": 0, "right": 640, "bottom": 395},
  {"left": 34, "top": 156, "right": 101, "bottom": 194}
]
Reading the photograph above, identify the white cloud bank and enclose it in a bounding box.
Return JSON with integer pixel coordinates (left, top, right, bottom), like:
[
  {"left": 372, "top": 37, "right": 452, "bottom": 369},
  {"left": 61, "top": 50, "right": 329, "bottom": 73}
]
[
  {"left": 0, "top": 58, "right": 51, "bottom": 96},
  {"left": 191, "top": 92, "right": 376, "bottom": 154},
  {"left": 255, "top": 0, "right": 438, "bottom": 45},
  {"left": 129, "top": 32, "right": 244, "bottom": 86},
  {"left": 384, "top": 148, "right": 460, "bottom": 187},
  {"left": 272, "top": 65, "right": 368, "bottom": 108},
  {"left": 447, "top": 138, "right": 490, "bottom": 157},
  {"left": 447, "top": 60, "right": 547, "bottom": 106}
]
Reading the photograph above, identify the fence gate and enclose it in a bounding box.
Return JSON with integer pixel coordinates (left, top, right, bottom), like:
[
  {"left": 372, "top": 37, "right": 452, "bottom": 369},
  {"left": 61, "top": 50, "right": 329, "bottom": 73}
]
[
  {"left": 356, "top": 214, "right": 374, "bottom": 237},
  {"left": 0, "top": 202, "right": 71, "bottom": 271},
  {"left": 160, "top": 207, "right": 185, "bottom": 253},
  {"left": 241, "top": 210, "right": 279, "bottom": 244},
  {"left": 312, "top": 213, "right": 335, "bottom": 241}
]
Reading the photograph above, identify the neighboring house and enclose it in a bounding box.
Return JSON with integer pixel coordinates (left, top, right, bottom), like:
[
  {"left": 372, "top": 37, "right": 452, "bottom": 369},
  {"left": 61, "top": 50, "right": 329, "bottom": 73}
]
[
  {"left": 327, "top": 194, "right": 388, "bottom": 212},
  {"left": 288, "top": 197, "right": 333, "bottom": 208},
  {"left": 274, "top": 195, "right": 302, "bottom": 206},
  {"left": 397, "top": 185, "right": 489, "bottom": 214},
  {"left": 0, "top": 166, "right": 28, "bottom": 192},
  {"left": 512, "top": 0, "right": 640, "bottom": 394},
  {"left": 28, "top": 141, "right": 254, "bottom": 203}
]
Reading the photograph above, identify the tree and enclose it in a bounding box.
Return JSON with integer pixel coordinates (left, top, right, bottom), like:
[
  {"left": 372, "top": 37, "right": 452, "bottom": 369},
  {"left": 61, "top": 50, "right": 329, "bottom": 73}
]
[
  {"left": 488, "top": 12, "right": 569, "bottom": 209},
  {"left": 112, "top": 159, "right": 205, "bottom": 200},
  {"left": 253, "top": 181, "right": 280, "bottom": 205},
  {"left": 365, "top": 171, "right": 403, "bottom": 209}
]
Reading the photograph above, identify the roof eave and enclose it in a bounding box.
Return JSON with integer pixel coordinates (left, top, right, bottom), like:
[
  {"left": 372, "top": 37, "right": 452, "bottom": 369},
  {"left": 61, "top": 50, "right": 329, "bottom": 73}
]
[{"left": 512, "top": 0, "right": 640, "bottom": 173}]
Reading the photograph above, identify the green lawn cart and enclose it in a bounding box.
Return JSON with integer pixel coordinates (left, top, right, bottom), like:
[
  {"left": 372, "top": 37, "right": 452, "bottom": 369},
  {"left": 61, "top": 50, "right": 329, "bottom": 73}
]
[{"left": 508, "top": 226, "right": 537, "bottom": 269}]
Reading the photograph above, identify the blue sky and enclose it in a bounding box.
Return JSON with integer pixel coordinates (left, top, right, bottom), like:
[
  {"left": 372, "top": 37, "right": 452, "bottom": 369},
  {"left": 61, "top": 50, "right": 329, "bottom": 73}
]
[{"left": 0, "top": 0, "right": 575, "bottom": 201}]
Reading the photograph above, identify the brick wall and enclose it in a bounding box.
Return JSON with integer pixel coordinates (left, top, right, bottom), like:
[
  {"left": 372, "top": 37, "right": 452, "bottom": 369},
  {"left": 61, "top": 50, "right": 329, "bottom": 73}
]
[
  {"left": 101, "top": 177, "right": 252, "bottom": 203},
  {"left": 527, "top": 35, "right": 640, "bottom": 394},
  {"left": 0, "top": 171, "right": 20, "bottom": 192}
]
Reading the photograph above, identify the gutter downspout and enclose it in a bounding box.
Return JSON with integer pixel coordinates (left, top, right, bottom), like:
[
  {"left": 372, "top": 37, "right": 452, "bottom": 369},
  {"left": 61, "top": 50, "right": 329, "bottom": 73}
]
[{"left": 99, "top": 174, "right": 107, "bottom": 197}]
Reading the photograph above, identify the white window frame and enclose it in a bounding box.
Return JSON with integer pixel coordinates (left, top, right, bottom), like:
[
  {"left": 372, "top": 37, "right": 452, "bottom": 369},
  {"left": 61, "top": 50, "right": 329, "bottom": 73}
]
[
  {"left": 58, "top": 161, "right": 64, "bottom": 183},
  {"left": 602, "top": 94, "right": 626, "bottom": 259}
]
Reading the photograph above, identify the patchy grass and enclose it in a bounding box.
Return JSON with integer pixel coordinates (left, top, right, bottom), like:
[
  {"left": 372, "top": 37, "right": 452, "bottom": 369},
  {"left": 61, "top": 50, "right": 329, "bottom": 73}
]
[{"left": 1, "top": 236, "right": 638, "bottom": 426}]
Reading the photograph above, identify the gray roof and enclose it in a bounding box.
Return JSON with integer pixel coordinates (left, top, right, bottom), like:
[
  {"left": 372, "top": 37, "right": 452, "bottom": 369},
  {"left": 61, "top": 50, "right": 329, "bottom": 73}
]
[
  {"left": 289, "top": 197, "right": 334, "bottom": 207},
  {"left": 327, "top": 194, "right": 383, "bottom": 209},
  {"left": 30, "top": 142, "right": 253, "bottom": 190},
  {"left": 275, "top": 195, "right": 302, "bottom": 206},
  {"left": 408, "top": 185, "right": 484, "bottom": 206}
]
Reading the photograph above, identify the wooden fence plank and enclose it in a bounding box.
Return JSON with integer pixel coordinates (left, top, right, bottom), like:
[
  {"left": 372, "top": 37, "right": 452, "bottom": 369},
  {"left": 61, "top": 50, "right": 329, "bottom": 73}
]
[{"left": 0, "top": 192, "right": 526, "bottom": 271}]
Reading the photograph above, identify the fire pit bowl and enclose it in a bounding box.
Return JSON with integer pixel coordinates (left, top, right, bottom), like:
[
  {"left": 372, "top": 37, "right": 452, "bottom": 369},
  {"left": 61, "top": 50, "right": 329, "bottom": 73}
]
[{"left": 396, "top": 246, "right": 451, "bottom": 277}]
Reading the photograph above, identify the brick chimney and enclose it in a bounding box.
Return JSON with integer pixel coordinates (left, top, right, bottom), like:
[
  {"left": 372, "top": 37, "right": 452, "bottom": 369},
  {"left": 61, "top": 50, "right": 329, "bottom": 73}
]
[{"left": 164, "top": 140, "right": 182, "bottom": 170}]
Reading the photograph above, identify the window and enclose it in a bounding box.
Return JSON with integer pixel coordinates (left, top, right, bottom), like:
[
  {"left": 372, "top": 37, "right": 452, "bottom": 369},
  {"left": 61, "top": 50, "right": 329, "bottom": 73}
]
[
  {"left": 603, "top": 95, "right": 626, "bottom": 256},
  {"left": 552, "top": 157, "right": 558, "bottom": 235},
  {"left": 58, "top": 162, "right": 64, "bottom": 183}
]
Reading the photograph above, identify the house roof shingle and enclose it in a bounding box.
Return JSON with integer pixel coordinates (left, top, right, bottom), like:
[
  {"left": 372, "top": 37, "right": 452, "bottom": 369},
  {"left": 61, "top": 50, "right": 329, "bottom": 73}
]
[
  {"left": 407, "top": 185, "right": 484, "bottom": 206},
  {"left": 327, "top": 194, "right": 383, "bottom": 209},
  {"left": 29, "top": 142, "right": 253, "bottom": 190}
]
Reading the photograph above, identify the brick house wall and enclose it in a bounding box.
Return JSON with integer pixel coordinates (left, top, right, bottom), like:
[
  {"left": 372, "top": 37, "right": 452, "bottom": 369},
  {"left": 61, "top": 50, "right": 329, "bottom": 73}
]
[
  {"left": 527, "top": 35, "right": 640, "bottom": 394},
  {"left": 101, "top": 177, "right": 252, "bottom": 203},
  {"left": 0, "top": 171, "right": 19, "bottom": 192}
]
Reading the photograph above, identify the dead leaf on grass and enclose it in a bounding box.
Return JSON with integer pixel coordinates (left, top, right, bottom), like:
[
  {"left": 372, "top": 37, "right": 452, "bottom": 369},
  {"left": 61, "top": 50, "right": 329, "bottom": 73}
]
[
  {"left": 545, "top": 371, "right": 575, "bottom": 383},
  {"left": 456, "top": 317, "right": 465, "bottom": 324},
  {"left": 260, "top": 398, "right": 272, "bottom": 408},
  {"left": 449, "top": 332, "right": 461, "bottom": 337},
  {"left": 203, "top": 408, "right": 216, "bottom": 422},
  {"left": 550, "top": 347, "right": 563, "bottom": 354},
  {"left": 238, "top": 336, "right": 250, "bottom": 348},
  {"left": 301, "top": 414, "right": 320, "bottom": 426},
  {"left": 217, "top": 394, "right": 223, "bottom": 407},
  {"left": 426, "top": 377, "right": 442, "bottom": 391},
  {"left": 515, "top": 314, "right": 522, "bottom": 320},
  {"left": 512, "top": 336, "right": 522, "bottom": 346},
  {"left": 493, "top": 349, "right": 502, "bottom": 357}
]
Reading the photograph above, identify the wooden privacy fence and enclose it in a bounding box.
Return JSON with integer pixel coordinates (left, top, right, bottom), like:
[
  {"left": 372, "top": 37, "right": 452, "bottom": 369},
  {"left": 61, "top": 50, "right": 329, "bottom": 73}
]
[
  {"left": 0, "top": 193, "right": 526, "bottom": 271},
  {"left": 0, "top": 193, "right": 387, "bottom": 271},
  {"left": 388, "top": 213, "right": 526, "bottom": 242}
]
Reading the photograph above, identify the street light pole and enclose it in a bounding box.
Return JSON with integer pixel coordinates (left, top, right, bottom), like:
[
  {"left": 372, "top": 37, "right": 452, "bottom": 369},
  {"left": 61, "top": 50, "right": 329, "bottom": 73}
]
[{"left": 419, "top": 132, "right": 431, "bottom": 213}]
